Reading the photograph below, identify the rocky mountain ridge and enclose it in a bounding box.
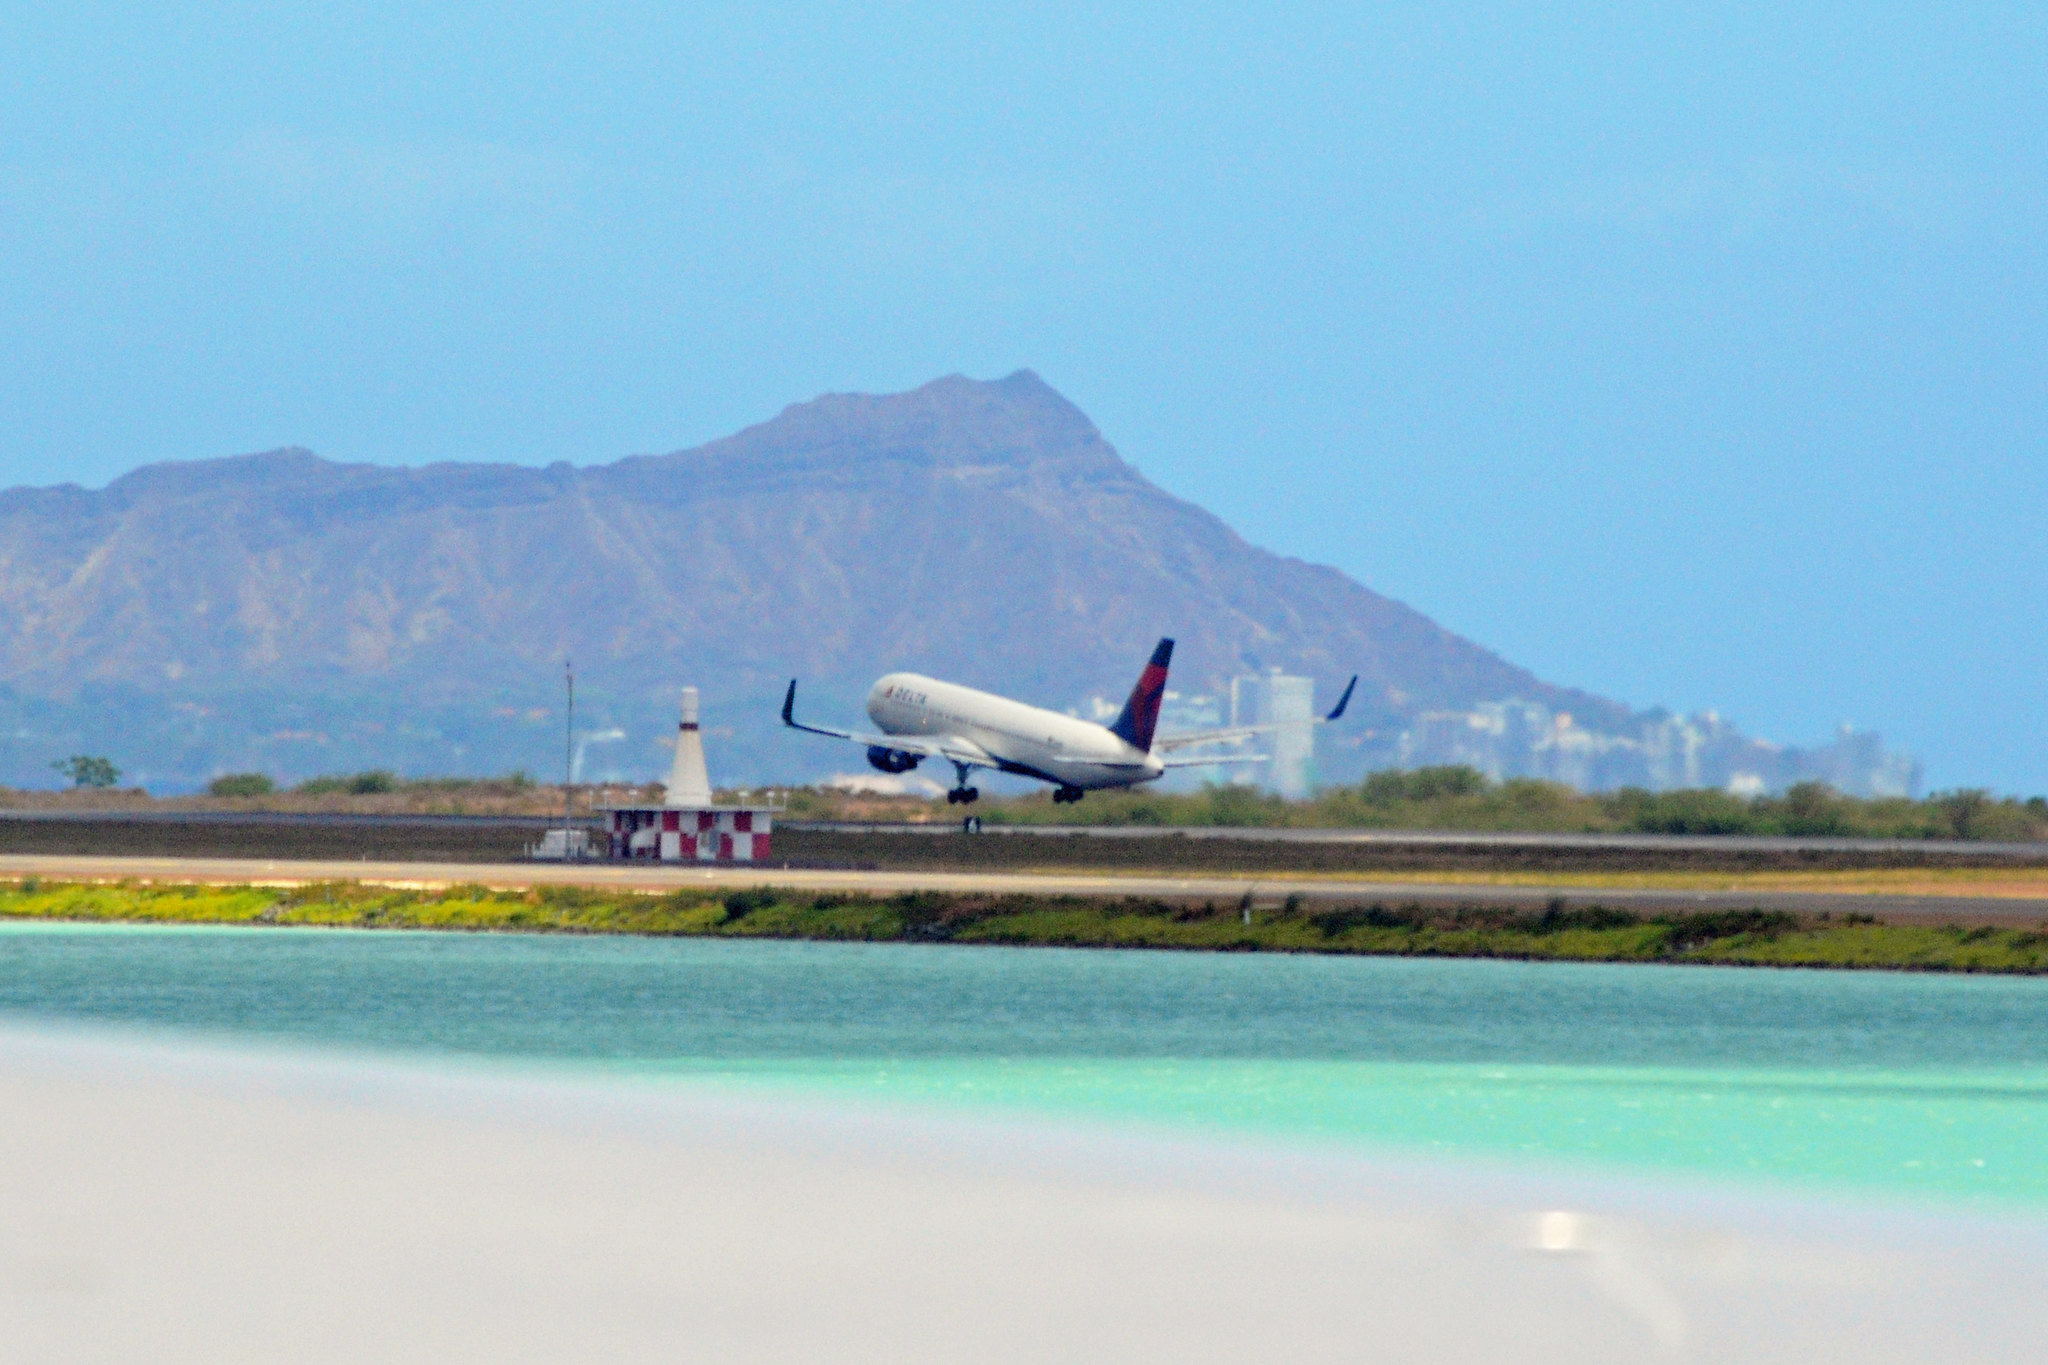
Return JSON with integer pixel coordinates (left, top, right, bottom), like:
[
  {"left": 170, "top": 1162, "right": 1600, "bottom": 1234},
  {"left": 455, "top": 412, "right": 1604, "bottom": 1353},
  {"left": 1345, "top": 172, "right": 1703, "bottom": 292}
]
[{"left": 0, "top": 371, "right": 1912, "bottom": 795}]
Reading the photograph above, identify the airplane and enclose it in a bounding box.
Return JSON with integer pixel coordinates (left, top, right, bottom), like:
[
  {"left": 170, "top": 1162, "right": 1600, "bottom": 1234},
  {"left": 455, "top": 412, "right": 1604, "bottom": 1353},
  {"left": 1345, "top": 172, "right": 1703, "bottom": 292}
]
[{"left": 781, "top": 638, "right": 1357, "bottom": 805}]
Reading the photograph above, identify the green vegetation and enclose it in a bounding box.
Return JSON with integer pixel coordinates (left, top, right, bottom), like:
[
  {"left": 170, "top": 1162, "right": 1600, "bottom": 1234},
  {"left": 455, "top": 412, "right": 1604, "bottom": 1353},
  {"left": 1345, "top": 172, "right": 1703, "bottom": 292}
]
[
  {"left": 296, "top": 769, "right": 400, "bottom": 795},
  {"left": 289, "top": 770, "right": 541, "bottom": 797},
  {"left": 206, "top": 772, "right": 275, "bottom": 797},
  {"left": 148, "top": 762, "right": 2041, "bottom": 844},
  {"left": 962, "top": 769, "right": 2048, "bottom": 841},
  {"left": 401, "top": 771, "right": 537, "bottom": 793},
  {"left": 5, "top": 879, "right": 2046, "bottom": 973},
  {"left": 51, "top": 755, "right": 121, "bottom": 789}
]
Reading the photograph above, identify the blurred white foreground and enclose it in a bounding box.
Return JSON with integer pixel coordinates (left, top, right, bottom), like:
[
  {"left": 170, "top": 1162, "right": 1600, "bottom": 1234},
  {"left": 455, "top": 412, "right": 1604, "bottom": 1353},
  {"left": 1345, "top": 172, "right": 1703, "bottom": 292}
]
[{"left": 0, "top": 1026, "right": 2042, "bottom": 1363}]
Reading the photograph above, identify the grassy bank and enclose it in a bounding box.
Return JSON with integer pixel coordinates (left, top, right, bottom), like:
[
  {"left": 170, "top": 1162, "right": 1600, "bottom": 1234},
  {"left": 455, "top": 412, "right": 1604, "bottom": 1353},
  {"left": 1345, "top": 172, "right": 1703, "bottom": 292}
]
[
  {"left": 13, "top": 765, "right": 2047, "bottom": 842},
  {"left": 6, "top": 878, "right": 2048, "bottom": 974}
]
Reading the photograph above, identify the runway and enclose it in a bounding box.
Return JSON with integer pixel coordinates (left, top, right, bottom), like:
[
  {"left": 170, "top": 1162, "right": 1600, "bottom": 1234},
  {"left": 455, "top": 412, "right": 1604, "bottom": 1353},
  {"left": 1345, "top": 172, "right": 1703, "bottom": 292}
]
[
  {"left": 4, "top": 852, "right": 2047, "bottom": 923},
  {"left": 7, "top": 807, "right": 2047, "bottom": 860}
]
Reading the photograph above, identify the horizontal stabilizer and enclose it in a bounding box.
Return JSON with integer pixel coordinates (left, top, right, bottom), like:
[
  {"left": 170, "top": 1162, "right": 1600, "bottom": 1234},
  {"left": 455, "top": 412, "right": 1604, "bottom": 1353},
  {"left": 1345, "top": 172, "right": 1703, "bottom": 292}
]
[{"left": 1153, "top": 671, "right": 1361, "bottom": 753}]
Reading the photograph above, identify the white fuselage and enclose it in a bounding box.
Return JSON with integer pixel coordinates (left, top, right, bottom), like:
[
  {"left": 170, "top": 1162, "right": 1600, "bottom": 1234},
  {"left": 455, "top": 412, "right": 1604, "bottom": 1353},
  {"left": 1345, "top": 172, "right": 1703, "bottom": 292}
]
[{"left": 866, "top": 673, "right": 1165, "bottom": 790}]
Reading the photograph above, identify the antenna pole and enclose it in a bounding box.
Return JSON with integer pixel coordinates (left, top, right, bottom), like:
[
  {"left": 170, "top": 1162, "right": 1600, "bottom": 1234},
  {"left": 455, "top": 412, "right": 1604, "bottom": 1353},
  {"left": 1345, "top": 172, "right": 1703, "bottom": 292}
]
[{"left": 563, "top": 659, "right": 575, "bottom": 857}]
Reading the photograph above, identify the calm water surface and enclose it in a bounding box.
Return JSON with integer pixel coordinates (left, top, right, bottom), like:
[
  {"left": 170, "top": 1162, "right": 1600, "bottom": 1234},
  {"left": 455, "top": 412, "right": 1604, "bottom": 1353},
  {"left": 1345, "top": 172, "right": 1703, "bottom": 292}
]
[{"left": 3, "top": 924, "right": 2044, "bottom": 1205}]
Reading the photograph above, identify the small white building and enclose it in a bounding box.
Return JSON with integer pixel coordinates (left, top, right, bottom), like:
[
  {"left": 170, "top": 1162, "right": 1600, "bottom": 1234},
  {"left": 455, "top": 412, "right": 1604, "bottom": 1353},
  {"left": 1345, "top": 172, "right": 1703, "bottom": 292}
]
[{"left": 599, "top": 687, "right": 778, "bottom": 862}]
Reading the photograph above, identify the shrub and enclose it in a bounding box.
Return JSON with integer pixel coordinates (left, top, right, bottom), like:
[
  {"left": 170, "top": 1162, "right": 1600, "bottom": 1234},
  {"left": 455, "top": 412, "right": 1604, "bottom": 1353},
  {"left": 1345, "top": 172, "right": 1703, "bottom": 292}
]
[
  {"left": 1359, "top": 765, "right": 1488, "bottom": 803},
  {"left": 1776, "top": 781, "right": 1849, "bottom": 837},
  {"left": 1195, "top": 784, "right": 1286, "bottom": 826},
  {"left": 51, "top": 755, "right": 120, "bottom": 789},
  {"left": 1623, "top": 788, "right": 1760, "bottom": 836},
  {"left": 1924, "top": 789, "right": 2040, "bottom": 841},
  {"left": 720, "top": 888, "right": 779, "bottom": 920},
  {"left": 1661, "top": 909, "right": 1797, "bottom": 947},
  {"left": 295, "top": 770, "right": 401, "bottom": 796},
  {"left": 1945, "top": 796, "right": 2043, "bottom": 843},
  {"left": 1487, "top": 778, "right": 1578, "bottom": 818},
  {"left": 207, "top": 773, "right": 275, "bottom": 798},
  {"left": 1311, "top": 904, "right": 1430, "bottom": 934},
  {"left": 1933, "top": 789, "right": 1993, "bottom": 839},
  {"left": 1527, "top": 904, "right": 1639, "bottom": 932}
]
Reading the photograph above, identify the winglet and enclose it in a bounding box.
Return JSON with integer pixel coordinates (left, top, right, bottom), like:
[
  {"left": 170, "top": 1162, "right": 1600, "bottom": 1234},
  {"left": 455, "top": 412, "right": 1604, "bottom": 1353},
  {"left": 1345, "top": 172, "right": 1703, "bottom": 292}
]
[
  {"left": 1326, "top": 675, "right": 1358, "bottom": 722},
  {"left": 781, "top": 679, "right": 799, "bottom": 728}
]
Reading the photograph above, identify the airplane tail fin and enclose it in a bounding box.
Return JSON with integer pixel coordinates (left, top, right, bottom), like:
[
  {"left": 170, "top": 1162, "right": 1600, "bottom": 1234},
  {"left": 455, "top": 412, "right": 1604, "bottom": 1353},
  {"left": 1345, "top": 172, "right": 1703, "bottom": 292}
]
[{"left": 1109, "top": 638, "right": 1173, "bottom": 752}]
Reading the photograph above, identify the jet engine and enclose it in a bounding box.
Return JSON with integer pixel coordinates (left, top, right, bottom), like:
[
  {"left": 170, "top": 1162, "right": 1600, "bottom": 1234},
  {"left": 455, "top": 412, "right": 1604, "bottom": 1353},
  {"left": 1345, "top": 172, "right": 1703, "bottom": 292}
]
[{"left": 866, "top": 746, "right": 922, "bottom": 774}]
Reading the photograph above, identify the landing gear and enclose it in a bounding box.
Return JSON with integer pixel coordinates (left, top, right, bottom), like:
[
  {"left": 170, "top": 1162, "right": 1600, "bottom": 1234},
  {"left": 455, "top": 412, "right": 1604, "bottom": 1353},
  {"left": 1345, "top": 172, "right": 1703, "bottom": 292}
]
[
  {"left": 946, "top": 761, "right": 979, "bottom": 805},
  {"left": 1052, "top": 786, "right": 1085, "bottom": 805}
]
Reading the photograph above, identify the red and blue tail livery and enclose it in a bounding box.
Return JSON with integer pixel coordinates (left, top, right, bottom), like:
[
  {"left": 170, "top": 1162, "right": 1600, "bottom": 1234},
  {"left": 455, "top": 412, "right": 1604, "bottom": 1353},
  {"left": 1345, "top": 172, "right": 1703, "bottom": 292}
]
[{"left": 1109, "top": 637, "right": 1174, "bottom": 752}]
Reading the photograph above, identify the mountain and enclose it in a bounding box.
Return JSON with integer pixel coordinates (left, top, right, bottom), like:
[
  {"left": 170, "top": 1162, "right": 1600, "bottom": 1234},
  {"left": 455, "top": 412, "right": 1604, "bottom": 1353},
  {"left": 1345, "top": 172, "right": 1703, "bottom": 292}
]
[{"left": 0, "top": 371, "right": 1914, "bottom": 795}]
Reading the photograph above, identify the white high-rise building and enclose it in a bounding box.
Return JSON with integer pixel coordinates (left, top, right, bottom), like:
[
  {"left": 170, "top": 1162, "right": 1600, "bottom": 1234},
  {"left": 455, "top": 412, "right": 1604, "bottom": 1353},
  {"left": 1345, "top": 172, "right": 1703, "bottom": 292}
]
[{"left": 1230, "top": 668, "right": 1317, "bottom": 799}]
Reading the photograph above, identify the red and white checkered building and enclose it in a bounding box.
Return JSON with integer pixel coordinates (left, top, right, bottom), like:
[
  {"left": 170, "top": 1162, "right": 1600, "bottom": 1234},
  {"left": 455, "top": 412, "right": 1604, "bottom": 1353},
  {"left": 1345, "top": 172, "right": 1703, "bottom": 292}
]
[
  {"left": 604, "top": 805, "right": 773, "bottom": 862},
  {"left": 598, "top": 685, "right": 778, "bottom": 863}
]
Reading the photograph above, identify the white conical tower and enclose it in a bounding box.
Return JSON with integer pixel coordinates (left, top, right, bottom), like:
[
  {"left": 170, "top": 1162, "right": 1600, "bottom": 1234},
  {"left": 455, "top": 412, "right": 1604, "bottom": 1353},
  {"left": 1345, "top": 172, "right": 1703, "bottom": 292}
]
[{"left": 663, "top": 687, "right": 714, "bottom": 807}]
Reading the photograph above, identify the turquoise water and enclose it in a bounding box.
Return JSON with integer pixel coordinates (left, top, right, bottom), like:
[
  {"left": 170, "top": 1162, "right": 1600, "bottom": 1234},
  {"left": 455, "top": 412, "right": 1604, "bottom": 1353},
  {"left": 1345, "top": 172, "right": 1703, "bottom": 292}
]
[{"left": 3, "top": 923, "right": 2044, "bottom": 1205}]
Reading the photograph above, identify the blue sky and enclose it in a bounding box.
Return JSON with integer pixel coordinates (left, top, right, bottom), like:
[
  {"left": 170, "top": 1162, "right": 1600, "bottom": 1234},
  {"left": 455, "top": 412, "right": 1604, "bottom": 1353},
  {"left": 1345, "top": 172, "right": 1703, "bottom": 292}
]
[{"left": 3, "top": 4, "right": 2043, "bottom": 792}]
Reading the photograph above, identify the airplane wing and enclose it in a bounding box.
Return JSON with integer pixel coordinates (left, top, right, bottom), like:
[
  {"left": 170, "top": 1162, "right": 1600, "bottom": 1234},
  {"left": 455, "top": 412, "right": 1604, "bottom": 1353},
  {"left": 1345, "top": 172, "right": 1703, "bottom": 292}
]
[
  {"left": 780, "top": 681, "right": 998, "bottom": 770},
  {"left": 1151, "top": 675, "right": 1358, "bottom": 754}
]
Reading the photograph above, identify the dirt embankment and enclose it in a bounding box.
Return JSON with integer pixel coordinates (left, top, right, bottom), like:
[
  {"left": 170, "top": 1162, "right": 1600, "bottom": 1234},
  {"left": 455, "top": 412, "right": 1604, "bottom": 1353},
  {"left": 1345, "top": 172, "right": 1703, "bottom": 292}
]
[
  {"left": 6, "top": 816, "right": 2048, "bottom": 875},
  {"left": 787, "top": 831, "right": 2048, "bottom": 875},
  {"left": 0, "top": 786, "right": 652, "bottom": 819},
  {"left": 0, "top": 816, "right": 542, "bottom": 863}
]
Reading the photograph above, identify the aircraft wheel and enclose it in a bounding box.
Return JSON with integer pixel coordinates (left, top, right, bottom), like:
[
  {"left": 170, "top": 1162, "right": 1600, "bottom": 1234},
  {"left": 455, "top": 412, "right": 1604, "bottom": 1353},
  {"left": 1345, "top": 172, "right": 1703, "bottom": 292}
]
[
  {"left": 963, "top": 787, "right": 979, "bottom": 804},
  {"left": 945, "top": 789, "right": 960, "bottom": 805}
]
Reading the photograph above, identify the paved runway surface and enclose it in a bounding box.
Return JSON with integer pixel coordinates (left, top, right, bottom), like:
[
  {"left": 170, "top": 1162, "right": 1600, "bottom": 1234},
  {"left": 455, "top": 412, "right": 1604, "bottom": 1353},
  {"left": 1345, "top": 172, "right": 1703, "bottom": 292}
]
[
  {"left": 7, "top": 806, "right": 2047, "bottom": 859},
  {"left": 4, "top": 852, "right": 2046, "bottom": 922},
  {"left": 0, "top": 1025, "right": 2042, "bottom": 1363}
]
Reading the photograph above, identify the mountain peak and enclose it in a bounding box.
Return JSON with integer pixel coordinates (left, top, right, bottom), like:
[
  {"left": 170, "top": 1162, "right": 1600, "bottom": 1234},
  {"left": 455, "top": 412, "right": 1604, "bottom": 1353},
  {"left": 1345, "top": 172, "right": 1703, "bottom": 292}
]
[
  {"left": 0, "top": 368, "right": 1905, "bottom": 796},
  {"left": 678, "top": 370, "right": 1117, "bottom": 480}
]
